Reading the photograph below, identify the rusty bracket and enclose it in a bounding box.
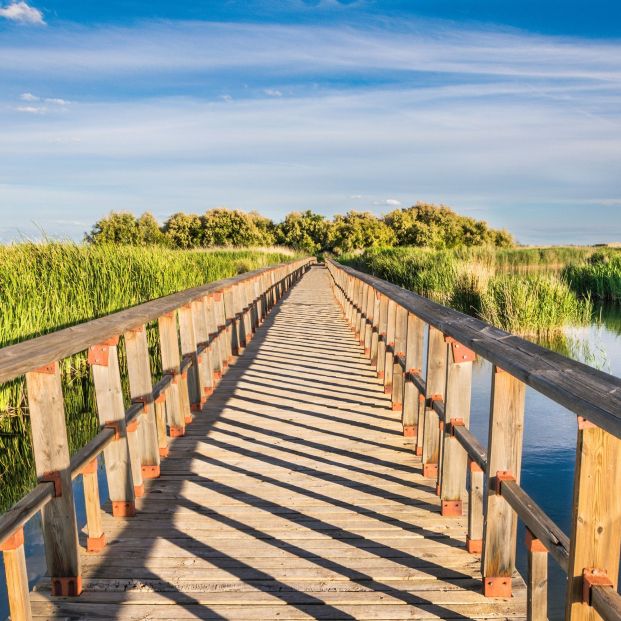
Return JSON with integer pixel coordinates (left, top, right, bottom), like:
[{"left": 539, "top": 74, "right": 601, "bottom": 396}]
[
  {"left": 578, "top": 416, "right": 597, "bottom": 430},
  {"left": 81, "top": 459, "right": 97, "bottom": 476},
  {"left": 0, "top": 527, "right": 24, "bottom": 551},
  {"left": 132, "top": 396, "right": 152, "bottom": 414},
  {"left": 525, "top": 529, "right": 547, "bottom": 553},
  {"left": 494, "top": 470, "right": 516, "bottom": 494},
  {"left": 449, "top": 418, "right": 465, "bottom": 435},
  {"left": 104, "top": 420, "right": 123, "bottom": 441},
  {"left": 32, "top": 361, "right": 58, "bottom": 374},
  {"left": 40, "top": 470, "right": 63, "bottom": 497},
  {"left": 126, "top": 419, "right": 139, "bottom": 433},
  {"left": 87, "top": 337, "right": 119, "bottom": 367},
  {"left": 582, "top": 568, "right": 613, "bottom": 604},
  {"left": 445, "top": 336, "right": 476, "bottom": 363}
]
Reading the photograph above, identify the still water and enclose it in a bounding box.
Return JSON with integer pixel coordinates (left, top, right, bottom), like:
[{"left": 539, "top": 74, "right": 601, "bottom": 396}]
[{"left": 1, "top": 306, "right": 620, "bottom": 620}]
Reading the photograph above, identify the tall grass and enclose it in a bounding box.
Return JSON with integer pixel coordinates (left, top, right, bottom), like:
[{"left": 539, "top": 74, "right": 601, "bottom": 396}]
[
  {"left": 563, "top": 253, "right": 621, "bottom": 302},
  {"left": 0, "top": 242, "right": 298, "bottom": 511},
  {"left": 340, "top": 246, "right": 593, "bottom": 335}
]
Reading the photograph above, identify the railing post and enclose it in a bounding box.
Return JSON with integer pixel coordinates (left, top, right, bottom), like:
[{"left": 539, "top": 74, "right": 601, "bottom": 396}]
[
  {"left": 391, "top": 305, "right": 408, "bottom": 412},
  {"left": 481, "top": 367, "right": 526, "bottom": 597},
  {"left": 25, "top": 361, "right": 81, "bottom": 596},
  {"left": 178, "top": 303, "right": 202, "bottom": 412},
  {"left": 565, "top": 419, "right": 621, "bottom": 619},
  {"left": 370, "top": 291, "right": 381, "bottom": 367},
  {"left": 422, "top": 327, "right": 447, "bottom": 480},
  {"left": 124, "top": 325, "right": 160, "bottom": 478},
  {"left": 89, "top": 339, "right": 138, "bottom": 516},
  {"left": 158, "top": 313, "right": 187, "bottom": 437},
  {"left": 195, "top": 296, "right": 215, "bottom": 400},
  {"left": 1, "top": 528, "right": 32, "bottom": 620},
  {"left": 467, "top": 459, "right": 484, "bottom": 553},
  {"left": 383, "top": 299, "right": 397, "bottom": 395},
  {"left": 376, "top": 294, "right": 389, "bottom": 380},
  {"left": 402, "top": 312, "right": 424, "bottom": 441},
  {"left": 440, "top": 338, "right": 474, "bottom": 516},
  {"left": 363, "top": 285, "right": 374, "bottom": 357},
  {"left": 526, "top": 529, "right": 548, "bottom": 621},
  {"left": 81, "top": 459, "right": 105, "bottom": 552}
]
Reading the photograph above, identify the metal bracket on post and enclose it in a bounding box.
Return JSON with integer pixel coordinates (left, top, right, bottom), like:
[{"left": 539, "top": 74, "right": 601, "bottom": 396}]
[
  {"left": 445, "top": 336, "right": 476, "bottom": 363},
  {"left": 582, "top": 568, "right": 613, "bottom": 605}
]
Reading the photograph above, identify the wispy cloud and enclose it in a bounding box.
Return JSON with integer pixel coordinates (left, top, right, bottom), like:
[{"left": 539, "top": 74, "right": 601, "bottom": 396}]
[
  {"left": 20, "top": 92, "right": 39, "bottom": 101},
  {"left": 0, "top": 1, "right": 44, "bottom": 25},
  {"left": 0, "top": 18, "right": 620, "bottom": 243}
]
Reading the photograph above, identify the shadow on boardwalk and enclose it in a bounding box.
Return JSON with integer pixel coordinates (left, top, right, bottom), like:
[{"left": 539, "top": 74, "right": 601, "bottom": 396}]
[{"left": 31, "top": 266, "right": 524, "bottom": 620}]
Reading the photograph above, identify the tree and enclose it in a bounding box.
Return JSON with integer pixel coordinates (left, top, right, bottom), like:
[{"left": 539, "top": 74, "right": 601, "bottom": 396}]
[
  {"left": 201, "top": 209, "right": 261, "bottom": 246},
  {"left": 136, "top": 213, "right": 166, "bottom": 246},
  {"left": 87, "top": 211, "right": 165, "bottom": 245},
  {"left": 248, "top": 211, "right": 277, "bottom": 246},
  {"left": 163, "top": 212, "right": 202, "bottom": 249},
  {"left": 276, "top": 211, "right": 331, "bottom": 253},
  {"left": 329, "top": 211, "right": 395, "bottom": 255}
]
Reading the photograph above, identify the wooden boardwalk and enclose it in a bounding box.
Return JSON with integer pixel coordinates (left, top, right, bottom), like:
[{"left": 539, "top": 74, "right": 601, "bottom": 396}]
[{"left": 30, "top": 266, "right": 526, "bottom": 620}]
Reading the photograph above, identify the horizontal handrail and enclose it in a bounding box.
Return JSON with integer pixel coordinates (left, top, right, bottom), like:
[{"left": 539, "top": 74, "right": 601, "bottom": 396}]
[
  {"left": 328, "top": 259, "right": 621, "bottom": 440},
  {"left": 0, "top": 259, "right": 310, "bottom": 386},
  {"left": 592, "top": 586, "right": 621, "bottom": 620}
]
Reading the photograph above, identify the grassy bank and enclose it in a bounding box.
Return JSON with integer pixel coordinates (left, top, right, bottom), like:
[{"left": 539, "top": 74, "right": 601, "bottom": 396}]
[
  {"left": 339, "top": 246, "right": 593, "bottom": 334},
  {"left": 0, "top": 243, "right": 298, "bottom": 511}
]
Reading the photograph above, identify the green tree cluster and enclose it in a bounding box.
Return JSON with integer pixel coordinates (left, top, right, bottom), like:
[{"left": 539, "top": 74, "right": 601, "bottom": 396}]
[{"left": 87, "top": 203, "right": 514, "bottom": 253}]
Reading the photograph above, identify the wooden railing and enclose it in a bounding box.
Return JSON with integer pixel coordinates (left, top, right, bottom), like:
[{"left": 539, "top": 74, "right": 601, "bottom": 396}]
[
  {"left": 0, "top": 257, "right": 313, "bottom": 621},
  {"left": 326, "top": 258, "right": 621, "bottom": 621}
]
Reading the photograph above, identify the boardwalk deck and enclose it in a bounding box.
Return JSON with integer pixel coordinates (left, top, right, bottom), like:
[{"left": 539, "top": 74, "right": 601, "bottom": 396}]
[{"left": 30, "top": 266, "right": 526, "bottom": 620}]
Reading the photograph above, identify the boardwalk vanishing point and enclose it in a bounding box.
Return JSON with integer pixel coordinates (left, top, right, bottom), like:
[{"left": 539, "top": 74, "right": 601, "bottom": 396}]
[{"left": 1, "top": 258, "right": 620, "bottom": 620}]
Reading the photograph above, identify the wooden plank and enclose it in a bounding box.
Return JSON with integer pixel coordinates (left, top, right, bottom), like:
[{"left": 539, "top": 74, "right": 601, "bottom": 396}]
[{"left": 28, "top": 265, "right": 524, "bottom": 620}]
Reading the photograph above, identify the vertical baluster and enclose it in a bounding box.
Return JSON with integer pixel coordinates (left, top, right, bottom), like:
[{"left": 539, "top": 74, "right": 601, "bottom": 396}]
[
  {"left": 195, "top": 296, "right": 215, "bottom": 400},
  {"left": 1, "top": 528, "right": 32, "bottom": 620},
  {"left": 439, "top": 338, "right": 474, "bottom": 515},
  {"left": 565, "top": 418, "right": 621, "bottom": 619},
  {"left": 124, "top": 325, "right": 160, "bottom": 478},
  {"left": 526, "top": 529, "right": 548, "bottom": 621},
  {"left": 81, "top": 459, "right": 105, "bottom": 552},
  {"left": 158, "top": 313, "right": 187, "bottom": 437},
  {"left": 402, "top": 313, "right": 424, "bottom": 440},
  {"left": 154, "top": 393, "right": 169, "bottom": 458},
  {"left": 370, "top": 291, "right": 381, "bottom": 367},
  {"left": 178, "top": 303, "right": 201, "bottom": 412},
  {"left": 422, "top": 327, "right": 448, "bottom": 480},
  {"left": 224, "top": 286, "right": 239, "bottom": 357},
  {"left": 376, "top": 295, "right": 389, "bottom": 380},
  {"left": 25, "top": 361, "right": 82, "bottom": 595},
  {"left": 467, "top": 459, "right": 484, "bottom": 553},
  {"left": 208, "top": 293, "right": 224, "bottom": 381},
  {"left": 383, "top": 299, "right": 397, "bottom": 395},
  {"left": 391, "top": 305, "right": 408, "bottom": 412},
  {"left": 89, "top": 339, "right": 141, "bottom": 509},
  {"left": 363, "top": 285, "right": 374, "bottom": 358},
  {"left": 481, "top": 367, "right": 526, "bottom": 597}
]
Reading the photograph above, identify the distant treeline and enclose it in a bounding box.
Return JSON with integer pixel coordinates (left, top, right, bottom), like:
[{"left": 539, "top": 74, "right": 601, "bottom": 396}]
[{"left": 86, "top": 204, "right": 514, "bottom": 253}]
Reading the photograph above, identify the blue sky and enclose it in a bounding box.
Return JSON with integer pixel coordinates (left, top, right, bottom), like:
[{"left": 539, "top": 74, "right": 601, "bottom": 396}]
[{"left": 1, "top": 1, "right": 620, "bottom": 244}]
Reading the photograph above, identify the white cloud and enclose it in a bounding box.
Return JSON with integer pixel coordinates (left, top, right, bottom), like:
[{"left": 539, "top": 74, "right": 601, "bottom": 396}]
[
  {"left": 44, "top": 97, "right": 69, "bottom": 105},
  {"left": 264, "top": 89, "right": 283, "bottom": 97},
  {"left": 374, "top": 198, "right": 401, "bottom": 206},
  {"left": 20, "top": 92, "right": 39, "bottom": 101},
  {"left": 16, "top": 105, "right": 45, "bottom": 113},
  {"left": 0, "top": 1, "right": 44, "bottom": 25}
]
